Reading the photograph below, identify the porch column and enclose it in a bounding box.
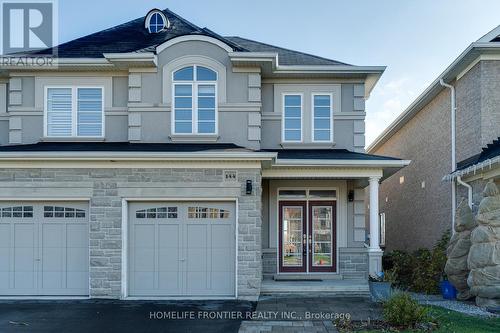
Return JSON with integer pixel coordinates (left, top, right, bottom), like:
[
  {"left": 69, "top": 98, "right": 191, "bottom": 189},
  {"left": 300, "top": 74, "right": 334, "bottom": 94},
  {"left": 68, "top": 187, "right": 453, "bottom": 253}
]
[{"left": 368, "top": 176, "right": 383, "bottom": 276}]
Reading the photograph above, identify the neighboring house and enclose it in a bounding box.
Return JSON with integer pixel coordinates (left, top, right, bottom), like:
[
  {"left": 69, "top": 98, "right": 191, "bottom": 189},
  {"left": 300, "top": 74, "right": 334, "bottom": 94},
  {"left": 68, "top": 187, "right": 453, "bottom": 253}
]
[
  {"left": 0, "top": 8, "right": 408, "bottom": 300},
  {"left": 368, "top": 26, "right": 500, "bottom": 252}
]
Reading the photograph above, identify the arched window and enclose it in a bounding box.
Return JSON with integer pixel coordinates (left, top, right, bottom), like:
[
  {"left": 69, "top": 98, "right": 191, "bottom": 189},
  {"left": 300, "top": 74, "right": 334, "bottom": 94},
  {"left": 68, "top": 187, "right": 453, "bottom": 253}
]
[
  {"left": 144, "top": 10, "right": 169, "bottom": 33},
  {"left": 172, "top": 65, "right": 217, "bottom": 134}
]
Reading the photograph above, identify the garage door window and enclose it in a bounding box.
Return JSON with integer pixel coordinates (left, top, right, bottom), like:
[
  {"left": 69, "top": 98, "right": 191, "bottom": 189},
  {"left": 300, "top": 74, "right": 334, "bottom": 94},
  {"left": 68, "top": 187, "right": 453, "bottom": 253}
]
[
  {"left": 135, "top": 207, "right": 178, "bottom": 219},
  {"left": 1, "top": 206, "right": 33, "bottom": 218},
  {"left": 188, "top": 207, "right": 230, "bottom": 219},
  {"left": 44, "top": 206, "right": 86, "bottom": 218}
]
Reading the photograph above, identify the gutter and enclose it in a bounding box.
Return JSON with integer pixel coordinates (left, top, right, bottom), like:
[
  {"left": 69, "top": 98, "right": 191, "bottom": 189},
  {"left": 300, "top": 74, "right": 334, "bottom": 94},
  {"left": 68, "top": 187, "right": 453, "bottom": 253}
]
[
  {"left": 457, "top": 176, "right": 473, "bottom": 209},
  {"left": 272, "top": 158, "right": 411, "bottom": 168},
  {"left": 439, "top": 79, "right": 457, "bottom": 232},
  {"left": 0, "top": 151, "right": 277, "bottom": 161}
]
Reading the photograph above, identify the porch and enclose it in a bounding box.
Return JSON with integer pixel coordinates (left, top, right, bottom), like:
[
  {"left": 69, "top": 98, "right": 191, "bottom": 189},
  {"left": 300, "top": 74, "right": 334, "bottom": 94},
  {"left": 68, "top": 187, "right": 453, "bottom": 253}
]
[{"left": 259, "top": 149, "right": 410, "bottom": 295}]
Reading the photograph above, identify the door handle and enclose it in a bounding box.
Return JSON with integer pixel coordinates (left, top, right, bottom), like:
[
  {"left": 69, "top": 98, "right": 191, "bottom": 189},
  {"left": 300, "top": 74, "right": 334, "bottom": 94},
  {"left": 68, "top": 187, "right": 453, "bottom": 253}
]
[
  {"left": 308, "top": 235, "right": 312, "bottom": 254},
  {"left": 302, "top": 234, "right": 307, "bottom": 256},
  {"left": 179, "top": 258, "right": 185, "bottom": 261}
]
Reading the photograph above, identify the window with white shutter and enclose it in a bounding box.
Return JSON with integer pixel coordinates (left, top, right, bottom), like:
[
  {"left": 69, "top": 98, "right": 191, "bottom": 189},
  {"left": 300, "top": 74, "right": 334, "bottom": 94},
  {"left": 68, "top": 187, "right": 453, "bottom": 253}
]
[{"left": 45, "top": 87, "right": 104, "bottom": 138}]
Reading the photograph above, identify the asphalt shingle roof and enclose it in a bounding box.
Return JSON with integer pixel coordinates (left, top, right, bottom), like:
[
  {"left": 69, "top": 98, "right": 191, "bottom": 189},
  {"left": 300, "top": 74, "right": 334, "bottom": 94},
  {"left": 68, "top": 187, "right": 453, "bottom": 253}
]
[
  {"left": 25, "top": 8, "right": 348, "bottom": 66},
  {"left": 0, "top": 142, "right": 246, "bottom": 152},
  {"left": 457, "top": 137, "right": 500, "bottom": 170},
  {"left": 260, "top": 149, "right": 401, "bottom": 161}
]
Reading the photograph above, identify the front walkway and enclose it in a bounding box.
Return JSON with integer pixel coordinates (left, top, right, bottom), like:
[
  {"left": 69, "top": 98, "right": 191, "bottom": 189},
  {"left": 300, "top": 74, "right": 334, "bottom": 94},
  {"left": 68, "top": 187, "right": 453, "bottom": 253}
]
[{"left": 238, "top": 295, "right": 382, "bottom": 333}]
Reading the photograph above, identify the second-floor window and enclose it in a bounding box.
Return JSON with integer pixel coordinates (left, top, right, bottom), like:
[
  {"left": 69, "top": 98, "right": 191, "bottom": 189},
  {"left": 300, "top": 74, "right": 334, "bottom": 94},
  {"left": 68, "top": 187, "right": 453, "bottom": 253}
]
[
  {"left": 312, "top": 94, "right": 333, "bottom": 142},
  {"left": 45, "top": 87, "right": 103, "bottom": 137},
  {"left": 172, "top": 65, "right": 217, "bottom": 135},
  {"left": 282, "top": 94, "right": 302, "bottom": 142}
]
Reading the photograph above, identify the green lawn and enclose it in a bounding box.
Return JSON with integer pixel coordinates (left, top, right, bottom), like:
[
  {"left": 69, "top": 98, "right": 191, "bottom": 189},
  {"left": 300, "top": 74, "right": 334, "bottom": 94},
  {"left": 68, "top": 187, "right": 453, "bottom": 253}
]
[{"left": 359, "top": 306, "right": 500, "bottom": 333}]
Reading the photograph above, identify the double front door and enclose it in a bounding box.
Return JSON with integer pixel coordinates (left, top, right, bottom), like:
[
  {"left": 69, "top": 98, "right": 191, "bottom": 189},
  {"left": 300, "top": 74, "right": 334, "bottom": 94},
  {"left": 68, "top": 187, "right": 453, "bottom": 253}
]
[{"left": 279, "top": 201, "right": 336, "bottom": 273}]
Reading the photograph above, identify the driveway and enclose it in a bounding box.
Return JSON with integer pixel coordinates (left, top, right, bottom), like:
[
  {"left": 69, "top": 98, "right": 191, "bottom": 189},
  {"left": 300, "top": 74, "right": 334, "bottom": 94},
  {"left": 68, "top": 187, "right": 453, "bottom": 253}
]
[{"left": 0, "top": 299, "right": 255, "bottom": 333}]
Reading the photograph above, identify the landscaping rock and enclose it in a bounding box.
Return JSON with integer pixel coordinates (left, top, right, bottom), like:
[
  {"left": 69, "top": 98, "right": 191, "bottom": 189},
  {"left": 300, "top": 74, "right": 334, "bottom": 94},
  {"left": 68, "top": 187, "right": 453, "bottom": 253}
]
[
  {"left": 467, "top": 182, "right": 500, "bottom": 308},
  {"left": 445, "top": 199, "right": 476, "bottom": 300}
]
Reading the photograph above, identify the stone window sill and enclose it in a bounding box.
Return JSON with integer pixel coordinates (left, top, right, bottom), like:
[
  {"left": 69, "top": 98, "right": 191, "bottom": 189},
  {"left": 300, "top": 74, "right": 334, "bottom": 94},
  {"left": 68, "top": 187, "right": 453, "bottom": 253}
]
[
  {"left": 280, "top": 142, "right": 336, "bottom": 149},
  {"left": 41, "top": 137, "right": 105, "bottom": 142},
  {"left": 169, "top": 134, "right": 219, "bottom": 143}
]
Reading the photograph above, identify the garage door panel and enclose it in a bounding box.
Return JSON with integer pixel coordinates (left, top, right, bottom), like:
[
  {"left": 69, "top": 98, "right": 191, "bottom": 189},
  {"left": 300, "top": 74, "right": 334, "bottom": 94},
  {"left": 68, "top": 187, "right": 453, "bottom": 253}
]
[
  {"left": 66, "top": 224, "right": 88, "bottom": 248},
  {"left": 211, "top": 271, "right": 233, "bottom": 294},
  {"left": 158, "top": 271, "right": 181, "bottom": 292},
  {"left": 133, "top": 224, "right": 155, "bottom": 248},
  {"left": 66, "top": 247, "right": 88, "bottom": 271},
  {"left": 186, "top": 224, "right": 208, "bottom": 247},
  {"left": 158, "top": 224, "right": 180, "bottom": 248},
  {"left": 187, "top": 248, "right": 208, "bottom": 271},
  {"left": 133, "top": 271, "right": 155, "bottom": 290},
  {"left": 211, "top": 248, "right": 233, "bottom": 271},
  {"left": 0, "top": 224, "right": 9, "bottom": 245},
  {"left": 41, "top": 247, "right": 63, "bottom": 271},
  {"left": 14, "top": 224, "right": 35, "bottom": 247},
  {"left": 41, "top": 224, "right": 64, "bottom": 247},
  {"left": 158, "top": 248, "right": 179, "bottom": 271},
  {"left": 66, "top": 271, "right": 88, "bottom": 289},
  {"left": 129, "top": 201, "right": 235, "bottom": 297},
  {"left": 0, "top": 202, "right": 89, "bottom": 296},
  {"left": 133, "top": 248, "right": 155, "bottom": 271},
  {"left": 211, "top": 225, "right": 232, "bottom": 248},
  {"left": 186, "top": 271, "right": 208, "bottom": 292}
]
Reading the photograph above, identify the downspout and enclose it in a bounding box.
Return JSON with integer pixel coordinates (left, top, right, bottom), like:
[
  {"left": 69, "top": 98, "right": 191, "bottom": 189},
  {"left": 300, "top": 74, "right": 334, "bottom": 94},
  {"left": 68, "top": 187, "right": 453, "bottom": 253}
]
[
  {"left": 457, "top": 176, "right": 473, "bottom": 209},
  {"left": 439, "top": 79, "right": 456, "bottom": 233}
]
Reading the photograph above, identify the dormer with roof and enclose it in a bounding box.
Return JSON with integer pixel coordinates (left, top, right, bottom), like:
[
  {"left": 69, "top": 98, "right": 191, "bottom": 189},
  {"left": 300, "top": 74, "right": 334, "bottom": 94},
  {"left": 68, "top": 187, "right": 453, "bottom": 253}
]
[{"left": 0, "top": 8, "right": 407, "bottom": 300}]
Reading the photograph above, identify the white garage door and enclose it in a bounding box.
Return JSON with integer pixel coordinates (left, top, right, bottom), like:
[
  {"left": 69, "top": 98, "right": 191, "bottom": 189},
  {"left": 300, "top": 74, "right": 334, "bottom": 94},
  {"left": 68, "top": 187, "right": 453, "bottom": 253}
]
[
  {"left": 0, "top": 202, "right": 89, "bottom": 296},
  {"left": 128, "top": 202, "right": 236, "bottom": 297}
]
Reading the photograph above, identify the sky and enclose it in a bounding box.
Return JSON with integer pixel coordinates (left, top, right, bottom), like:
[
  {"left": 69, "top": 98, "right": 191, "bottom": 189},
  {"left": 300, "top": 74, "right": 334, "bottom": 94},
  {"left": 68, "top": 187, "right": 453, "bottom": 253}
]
[{"left": 59, "top": 0, "right": 500, "bottom": 145}]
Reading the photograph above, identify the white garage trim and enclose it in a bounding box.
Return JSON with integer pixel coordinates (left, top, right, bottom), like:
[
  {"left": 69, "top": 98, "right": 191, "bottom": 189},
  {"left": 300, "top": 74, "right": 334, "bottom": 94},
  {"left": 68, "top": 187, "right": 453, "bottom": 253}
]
[
  {"left": 121, "top": 197, "right": 239, "bottom": 300},
  {"left": 0, "top": 198, "right": 91, "bottom": 300}
]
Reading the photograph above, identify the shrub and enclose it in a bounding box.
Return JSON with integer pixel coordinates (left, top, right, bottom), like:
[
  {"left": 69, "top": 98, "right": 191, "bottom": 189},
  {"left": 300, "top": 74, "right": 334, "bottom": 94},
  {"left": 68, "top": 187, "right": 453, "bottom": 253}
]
[
  {"left": 382, "top": 230, "right": 450, "bottom": 294},
  {"left": 383, "top": 292, "right": 428, "bottom": 328}
]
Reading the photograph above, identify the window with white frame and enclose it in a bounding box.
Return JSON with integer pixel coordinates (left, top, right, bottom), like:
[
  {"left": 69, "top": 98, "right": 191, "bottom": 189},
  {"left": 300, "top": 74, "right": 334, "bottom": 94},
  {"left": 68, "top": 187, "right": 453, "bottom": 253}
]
[
  {"left": 283, "top": 94, "right": 302, "bottom": 142},
  {"left": 312, "top": 94, "right": 332, "bottom": 142},
  {"left": 172, "top": 65, "right": 217, "bottom": 135},
  {"left": 45, "top": 87, "right": 103, "bottom": 137}
]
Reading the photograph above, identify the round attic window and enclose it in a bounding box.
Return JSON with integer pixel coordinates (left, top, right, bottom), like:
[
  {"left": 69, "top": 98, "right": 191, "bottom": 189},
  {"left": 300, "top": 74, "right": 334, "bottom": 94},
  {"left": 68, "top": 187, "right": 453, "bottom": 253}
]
[{"left": 145, "top": 10, "right": 169, "bottom": 33}]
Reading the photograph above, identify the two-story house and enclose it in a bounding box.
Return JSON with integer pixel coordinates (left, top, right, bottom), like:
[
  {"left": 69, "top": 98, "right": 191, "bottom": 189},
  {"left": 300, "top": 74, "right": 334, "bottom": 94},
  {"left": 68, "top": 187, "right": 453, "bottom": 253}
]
[
  {"left": 368, "top": 26, "right": 500, "bottom": 251},
  {"left": 0, "top": 9, "right": 408, "bottom": 300}
]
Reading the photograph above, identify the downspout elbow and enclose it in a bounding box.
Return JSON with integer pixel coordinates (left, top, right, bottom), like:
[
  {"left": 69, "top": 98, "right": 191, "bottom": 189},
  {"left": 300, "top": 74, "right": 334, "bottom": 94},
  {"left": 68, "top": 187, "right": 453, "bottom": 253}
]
[{"left": 457, "top": 176, "right": 473, "bottom": 209}]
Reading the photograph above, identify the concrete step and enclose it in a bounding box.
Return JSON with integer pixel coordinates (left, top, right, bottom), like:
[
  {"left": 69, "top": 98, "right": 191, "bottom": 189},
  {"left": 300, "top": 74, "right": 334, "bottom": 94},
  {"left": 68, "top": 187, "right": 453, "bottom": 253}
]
[
  {"left": 260, "top": 279, "right": 370, "bottom": 297},
  {"left": 273, "top": 274, "right": 344, "bottom": 281}
]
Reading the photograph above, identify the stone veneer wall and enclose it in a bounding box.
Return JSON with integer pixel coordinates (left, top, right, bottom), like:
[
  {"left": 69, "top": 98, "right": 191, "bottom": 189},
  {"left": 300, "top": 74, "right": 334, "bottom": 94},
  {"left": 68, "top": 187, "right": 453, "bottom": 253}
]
[
  {"left": 260, "top": 248, "right": 368, "bottom": 280},
  {"left": 0, "top": 167, "right": 262, "bottom": 300}
]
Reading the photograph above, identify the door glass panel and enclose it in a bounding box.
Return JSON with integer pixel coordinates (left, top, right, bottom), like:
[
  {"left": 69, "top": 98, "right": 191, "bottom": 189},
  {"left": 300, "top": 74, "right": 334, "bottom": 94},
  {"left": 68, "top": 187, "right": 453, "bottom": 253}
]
[
  {"left": 312, "top": 206, "right": 333, "bottom": 267},
  {"left": 282, "top": 207, "right": 303, "bottom": 267}
]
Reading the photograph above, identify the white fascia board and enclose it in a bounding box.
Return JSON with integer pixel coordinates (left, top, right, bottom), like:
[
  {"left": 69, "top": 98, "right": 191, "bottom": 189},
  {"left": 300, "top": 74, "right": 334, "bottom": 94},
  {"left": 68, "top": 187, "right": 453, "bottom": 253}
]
[
  {"left": 103, "top": 52, "right": 156, "bottom": 60},
  {"left": 368, "top": 43, "right": 500, "bottom": 153},
  {"left": 273, "top": 158, "right": 411, "bottom": 168},
  {"left": 274, "top": 65, "right": 386, "bottom": 73},
  {"left": 0, "top": 151, "right": 277, "bottom": 161},
  {"left": 443, "top": 156, "right": 500, "bottom": 181}
]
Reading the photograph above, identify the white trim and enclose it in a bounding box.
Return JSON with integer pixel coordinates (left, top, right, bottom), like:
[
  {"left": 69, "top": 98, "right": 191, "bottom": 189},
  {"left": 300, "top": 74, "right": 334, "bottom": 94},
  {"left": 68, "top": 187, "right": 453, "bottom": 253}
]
[
  {"left": 44, "top": 86, "right": 105, "bottom": 139},
  {"left": 281, "top": 93, "right": 303, "bottom": 143},
  {"left": 273, "top": 159, "right": 411, "bottom": 167},
  {"left": 276, "top": 187, "right": 340, "bottom": 274},
  {"left": 157, "top": 35, "right": 234, "bottom": 54},
  {"left": 311, "top": 93, "right": 333, "bottom": 143},
  {"left": 263, "top": 168, "right": 384, "bottom": 179},
  {"left": 0, "top": 197, "right": 90, "bottom": 201},
  {"left": 121, "top": 197, "right": 238, "bottom": 300},
  {"left": 171, "top": 65, "right": 218, "bottom": 135},
  {"left": 144, "top": 10, "right": 170, "bottom": 33},
  {"left": 0, "top": 296, "right": 90, "bottom": 300}
]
